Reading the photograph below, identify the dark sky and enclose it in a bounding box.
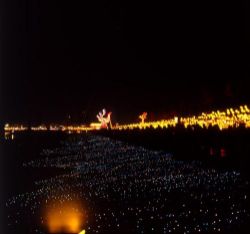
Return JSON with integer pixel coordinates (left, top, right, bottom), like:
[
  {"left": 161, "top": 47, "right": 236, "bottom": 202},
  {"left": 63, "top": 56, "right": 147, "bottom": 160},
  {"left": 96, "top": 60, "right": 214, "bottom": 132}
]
[{"left": 1, "top": 0, "right": 249, "bottom": 124}]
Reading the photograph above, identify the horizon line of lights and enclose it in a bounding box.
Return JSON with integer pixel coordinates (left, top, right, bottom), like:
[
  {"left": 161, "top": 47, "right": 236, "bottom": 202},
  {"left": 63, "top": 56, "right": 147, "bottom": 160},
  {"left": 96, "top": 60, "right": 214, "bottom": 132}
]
[{"left": 3, "top": 105, "right": 250, "bottom": 135}]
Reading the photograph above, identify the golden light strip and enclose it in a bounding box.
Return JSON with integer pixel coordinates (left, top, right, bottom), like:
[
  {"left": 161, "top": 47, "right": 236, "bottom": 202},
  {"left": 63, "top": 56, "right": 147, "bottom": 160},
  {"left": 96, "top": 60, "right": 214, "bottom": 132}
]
[{"left": 4, "top": 105, "right": 250, "bottom": 133}]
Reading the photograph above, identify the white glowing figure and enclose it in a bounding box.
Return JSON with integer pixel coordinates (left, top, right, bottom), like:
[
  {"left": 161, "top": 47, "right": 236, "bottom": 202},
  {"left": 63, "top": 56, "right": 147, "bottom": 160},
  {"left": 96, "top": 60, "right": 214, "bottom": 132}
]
[
  {"left": 139, "top": 112, "right": 147, "bottom": 124},
  {"left": 96, "top": 109, "right": 112, "bottom": 129}
]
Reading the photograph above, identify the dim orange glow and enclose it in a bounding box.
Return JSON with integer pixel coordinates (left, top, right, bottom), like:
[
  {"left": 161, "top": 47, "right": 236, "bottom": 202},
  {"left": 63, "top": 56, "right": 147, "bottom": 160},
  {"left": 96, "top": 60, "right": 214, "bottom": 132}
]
[
  {"left": 44, "top": 200, "right": 85, "bottom": 233},
  {"left": 139, "top": 112, "right": 147, "bottom": 125}
]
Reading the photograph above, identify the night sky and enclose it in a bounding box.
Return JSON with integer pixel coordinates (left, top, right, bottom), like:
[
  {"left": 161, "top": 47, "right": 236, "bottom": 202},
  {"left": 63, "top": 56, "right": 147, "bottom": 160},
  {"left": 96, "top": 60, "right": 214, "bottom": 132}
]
[{"left": 1, "top": 0, "right": 249, "bottom": 124}]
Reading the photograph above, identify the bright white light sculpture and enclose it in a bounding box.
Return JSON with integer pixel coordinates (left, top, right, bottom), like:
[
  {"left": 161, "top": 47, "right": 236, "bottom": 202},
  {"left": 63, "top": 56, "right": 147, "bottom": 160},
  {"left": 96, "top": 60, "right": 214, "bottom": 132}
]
[{"left": 96, "top": 109, "right": 112, "bottom": 129}]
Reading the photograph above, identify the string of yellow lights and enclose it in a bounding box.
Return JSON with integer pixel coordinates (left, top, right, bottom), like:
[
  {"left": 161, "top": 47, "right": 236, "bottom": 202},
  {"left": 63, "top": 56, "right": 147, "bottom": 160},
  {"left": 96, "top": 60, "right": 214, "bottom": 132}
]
[{"left": 4, "top": 105, "right": 250, "bottom": 134}]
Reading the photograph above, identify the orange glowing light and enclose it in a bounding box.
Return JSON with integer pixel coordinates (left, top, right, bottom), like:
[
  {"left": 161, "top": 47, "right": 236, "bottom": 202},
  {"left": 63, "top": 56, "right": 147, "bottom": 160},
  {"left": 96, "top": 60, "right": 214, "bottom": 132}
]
[
  {"left": 139, "top": 112, "right": 148, "bottom": 124},
  {"left": 44, "top": 200, "right": 85, "bottom": 233},
  {"left": 79, "top": 230, "right": 86, "bottom": 234},
  {"left": 4, "top": 105, "right": 250, "bottom": 133}
]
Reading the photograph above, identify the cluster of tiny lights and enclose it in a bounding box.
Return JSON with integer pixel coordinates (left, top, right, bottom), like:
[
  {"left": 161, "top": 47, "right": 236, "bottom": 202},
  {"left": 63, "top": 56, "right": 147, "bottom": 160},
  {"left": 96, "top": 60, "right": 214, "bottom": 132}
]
[{"left": 5, "top": 135, "right": 250, "bottom": 233}]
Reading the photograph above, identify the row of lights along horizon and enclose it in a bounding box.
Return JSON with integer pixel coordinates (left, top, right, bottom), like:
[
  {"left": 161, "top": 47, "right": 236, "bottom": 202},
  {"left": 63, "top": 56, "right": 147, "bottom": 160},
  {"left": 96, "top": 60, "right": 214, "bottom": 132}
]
[{"left": 4, "top": 105, "right": 250, "bottom": 134}]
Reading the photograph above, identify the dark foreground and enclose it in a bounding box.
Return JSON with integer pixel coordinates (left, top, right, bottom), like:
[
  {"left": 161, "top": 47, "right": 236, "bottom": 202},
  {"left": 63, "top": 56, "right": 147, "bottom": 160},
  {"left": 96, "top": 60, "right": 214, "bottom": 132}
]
[{"left": 2, "top": 131, "right": 250, "bottom": 234}]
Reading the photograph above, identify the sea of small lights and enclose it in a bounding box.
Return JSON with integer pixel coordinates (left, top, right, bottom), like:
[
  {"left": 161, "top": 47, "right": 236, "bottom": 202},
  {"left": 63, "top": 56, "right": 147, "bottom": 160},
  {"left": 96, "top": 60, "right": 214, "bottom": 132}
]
[{"left": 6, "top": 135, "right": 250, "bottom": 233}]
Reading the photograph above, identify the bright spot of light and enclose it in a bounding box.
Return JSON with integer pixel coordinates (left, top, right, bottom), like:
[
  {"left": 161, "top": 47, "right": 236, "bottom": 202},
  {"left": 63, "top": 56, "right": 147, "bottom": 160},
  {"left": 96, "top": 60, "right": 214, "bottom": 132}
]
[{"left": 43, "top": 199, "right": 85, "bottom": 233}]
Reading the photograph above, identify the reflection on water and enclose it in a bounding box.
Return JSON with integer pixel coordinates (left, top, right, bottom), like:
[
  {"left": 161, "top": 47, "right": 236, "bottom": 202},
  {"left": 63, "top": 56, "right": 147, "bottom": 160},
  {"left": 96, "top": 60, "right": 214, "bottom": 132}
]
[{"left": 44, "top": 200, "right": 84, "bottom": 233}]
